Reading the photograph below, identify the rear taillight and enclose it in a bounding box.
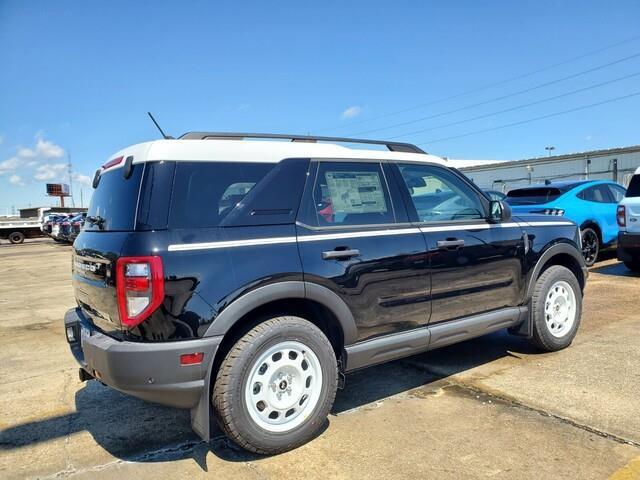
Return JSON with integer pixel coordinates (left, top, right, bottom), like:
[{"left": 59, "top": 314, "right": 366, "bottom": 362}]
[
  {"left": 617, "top": 205, "right": 626, "bottom": 227},
  {"left": 61, "top": 221, "right": 70, "bottom": 226},
  {"left": 543, "top": 208, "right": 565, "bottom": 216},
  {"left": 116, "top": 256, "right": 164, "bottom": 328},
  {"left": 72, "top": 222, "right": 81, "bottom": 226}
]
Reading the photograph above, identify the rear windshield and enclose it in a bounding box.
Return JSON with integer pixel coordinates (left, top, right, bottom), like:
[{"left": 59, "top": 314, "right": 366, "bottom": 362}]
[
  {"left": 627, "top": 175, "right": 640, "bottom": 198},
  {"left": 85, "top": 165, "right": 144, "bottom": 231},
  {"left": 506, "top": 187, "right": 562, "bottom": 205},
  {"left": 169, "top": 162, "right": 275, "bottom": 228}
]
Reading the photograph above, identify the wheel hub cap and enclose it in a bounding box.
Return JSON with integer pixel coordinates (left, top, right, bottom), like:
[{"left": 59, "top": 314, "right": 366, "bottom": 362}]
[
  {"left": 544, "top": 280, "right": 577, "bottom": 338},
  {"left": 245, "top": 340, "right": 322, "bottom": 433}
]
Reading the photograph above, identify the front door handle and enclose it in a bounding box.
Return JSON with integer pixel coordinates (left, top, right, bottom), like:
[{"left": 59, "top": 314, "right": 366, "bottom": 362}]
[
  {"left": 322, "top": 248, "right": 360, "bottom": 260},
  {"left": 436, "top": 239, "right": 465, "bottom": 250}
]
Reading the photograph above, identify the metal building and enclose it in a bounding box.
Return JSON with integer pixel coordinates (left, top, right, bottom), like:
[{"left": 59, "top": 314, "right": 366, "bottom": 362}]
[{"left": 460, "top": 145, "right": 640, "bottom": 194}]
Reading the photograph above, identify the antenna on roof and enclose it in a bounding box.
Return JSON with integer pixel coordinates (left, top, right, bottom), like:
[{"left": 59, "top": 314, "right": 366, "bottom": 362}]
[{"left": 147, "top": 112, "right": 173, "bottom": 139}]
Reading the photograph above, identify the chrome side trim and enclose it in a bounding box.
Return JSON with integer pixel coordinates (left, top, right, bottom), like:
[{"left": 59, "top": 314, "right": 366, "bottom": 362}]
[{"left": 167, "top": 221, "right": 572, "bottom": 252}]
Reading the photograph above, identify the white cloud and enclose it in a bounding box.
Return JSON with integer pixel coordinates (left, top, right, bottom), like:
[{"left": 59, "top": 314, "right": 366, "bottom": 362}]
[
  {"left": 15, "top": 138, "right": 65, "bottom": 162},
  {"left": 17, "top": 147, "right": 38, "bottom": 158},
  {"left": 0, "top": 136, "right": 68, "bottom": 187},
  {"left": 341, "top": 106, "right": 362, "bottom": 120},
  {"left": 34, "top": 163, "right": 67, "bottom": 181},
  {"left": 9, "top": 174, "right": 25, "bottom": 186},
  {"left": 0, "top": 157, "right": 20, "bottom": 175},
  {"left": 72, "top": 172, "right": 93, "bottom": 187}
]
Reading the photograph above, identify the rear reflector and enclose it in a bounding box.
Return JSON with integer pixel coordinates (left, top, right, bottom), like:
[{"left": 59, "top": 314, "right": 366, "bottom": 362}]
[
  {"left": 180, "top": 352, "right": 204, "bottom": 366},
  {"left": 116, "top": 256, "right": 164, "bottom": 328}
]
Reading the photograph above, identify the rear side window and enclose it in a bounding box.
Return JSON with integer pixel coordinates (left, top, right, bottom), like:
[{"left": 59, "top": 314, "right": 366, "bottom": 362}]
[
  {"left": 627, "top": 176, "right": 640, "bottom": 198},
  {"left": 306, "top": 161, "right": 395, "bottom": 226},
  {"left": 577, "top": 185, "right": 613, "bottom": 203},
  {"left": 169, "top": 162, "right": 274, "bottom": 228},
  {"left": 85, "top": 164, "right": 144, "bottom": 231}
]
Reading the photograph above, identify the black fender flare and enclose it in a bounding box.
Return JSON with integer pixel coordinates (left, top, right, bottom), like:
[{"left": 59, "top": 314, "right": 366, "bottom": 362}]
[
  {"left": 525, "top": 242, "right": 587, "bottom": 299},
  {"left": 202, "top": 281, "right": 358, "bottom": 345}
]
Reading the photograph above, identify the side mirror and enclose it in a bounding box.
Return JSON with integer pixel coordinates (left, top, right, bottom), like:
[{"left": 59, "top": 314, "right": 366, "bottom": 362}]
[{"left": 490, "top": 200, "right": 512, "bottom": 223}]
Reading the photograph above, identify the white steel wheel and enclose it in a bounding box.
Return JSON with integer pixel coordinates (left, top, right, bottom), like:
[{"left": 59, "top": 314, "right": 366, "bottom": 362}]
[
  {"left": 544, "top": 280, "right": 577, "bottom": 338},
  {"left": 244, "top": 340, "right": 323, "bottom": 433}
]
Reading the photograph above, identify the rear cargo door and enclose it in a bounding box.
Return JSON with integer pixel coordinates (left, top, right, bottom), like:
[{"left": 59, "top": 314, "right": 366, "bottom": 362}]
[{"left": 72, "top": 162, "right": 147, "bottom": 333}]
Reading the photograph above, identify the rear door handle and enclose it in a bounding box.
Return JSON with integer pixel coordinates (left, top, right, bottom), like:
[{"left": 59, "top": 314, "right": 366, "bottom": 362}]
[
  {"left": 322, "top": 248, "right": 360, "bottom": 260},
  {"left": 436, "top": 239, "right": 465, "bottom": 250}
]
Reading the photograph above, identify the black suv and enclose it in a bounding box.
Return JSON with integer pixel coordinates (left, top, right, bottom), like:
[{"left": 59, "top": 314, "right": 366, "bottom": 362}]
[{"left": 65, "top": 133, "right": 587, "bottom": 454}]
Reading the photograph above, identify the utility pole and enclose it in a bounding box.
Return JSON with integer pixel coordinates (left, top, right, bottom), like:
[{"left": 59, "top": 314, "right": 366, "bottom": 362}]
[
  {"left": 80, "top": 188, "right": 84, "bottom": 208},
  {"left": 526, "top": 165, "right": 534, "bottom": 185},
  {"left": 68, "top": 152, "right": 75, "bottom": 207}
]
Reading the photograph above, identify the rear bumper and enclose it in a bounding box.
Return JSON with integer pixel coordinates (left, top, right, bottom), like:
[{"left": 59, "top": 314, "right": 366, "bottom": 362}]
[
  {"left": 617, "top": 232, "right": 640, "bottom": 262},
  {"left": 64, "top": 307, "right": 221, "bottom": 409}
]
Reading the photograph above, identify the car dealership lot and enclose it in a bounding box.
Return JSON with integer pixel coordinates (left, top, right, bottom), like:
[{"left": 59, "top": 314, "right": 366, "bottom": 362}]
[{"left": 0, "top": 241, "right": 639, "bottom": 479}]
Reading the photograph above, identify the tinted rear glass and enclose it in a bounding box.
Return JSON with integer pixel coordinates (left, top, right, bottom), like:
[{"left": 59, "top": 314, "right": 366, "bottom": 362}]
[
  {"left": 627, "top": 175, "right": 640, "bottom": 198},
  {"left": 169, "top": 162, "right": 275, "bottom": 228},
  {"left": 85, "top": 165, "right": 144, "bottom": 231},
  {"left": 506, "top": 187, "right": 562, "bottom": 205}
]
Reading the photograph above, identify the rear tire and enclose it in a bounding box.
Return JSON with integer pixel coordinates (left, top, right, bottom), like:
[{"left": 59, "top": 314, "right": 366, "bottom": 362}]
[
  {"left": 212, "top": 316, "right": 338, "bottom": 455},
  {"left": 8, "top": 232, "right": 25, "bottom": 244},
  {"left": 581, "top": 227, "right": 599, "bottom": 267},
  {"left": 529, "top": 265, "right": 582, "bottom": 352},
  {"left": 624, "top": 260, "right": 640, "bottom": 272}
]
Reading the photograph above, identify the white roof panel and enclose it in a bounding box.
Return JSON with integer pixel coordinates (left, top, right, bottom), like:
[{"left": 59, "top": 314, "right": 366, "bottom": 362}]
[{"left": 104, "top": 139, "right": 446, "bottom": 170}]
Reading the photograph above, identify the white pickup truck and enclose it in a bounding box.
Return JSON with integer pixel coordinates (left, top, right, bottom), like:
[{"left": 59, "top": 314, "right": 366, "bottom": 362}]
[
  {"left": 0, "top": 208, "right": 49, "bottom": 244},
  {"left": 617, "top": 166, "right": 640, "bottom": 272}
]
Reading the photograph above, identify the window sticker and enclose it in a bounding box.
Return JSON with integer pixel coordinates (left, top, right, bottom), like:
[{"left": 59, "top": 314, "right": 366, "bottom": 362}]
[{"left": 325, "top": 171, "right": 387, "bottom": 214}]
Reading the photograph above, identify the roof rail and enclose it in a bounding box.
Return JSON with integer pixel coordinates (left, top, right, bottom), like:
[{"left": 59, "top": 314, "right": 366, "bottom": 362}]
[{"left": 179, "top": 132, "right": 426, "bottom": 154}]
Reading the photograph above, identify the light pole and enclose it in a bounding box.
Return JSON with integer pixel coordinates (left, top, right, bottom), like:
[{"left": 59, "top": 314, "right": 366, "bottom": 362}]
[{"left": 545, "top": 146, "right": 555, "bottom": 157}]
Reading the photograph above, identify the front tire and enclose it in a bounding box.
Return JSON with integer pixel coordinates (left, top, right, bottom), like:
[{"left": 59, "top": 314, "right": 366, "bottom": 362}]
[
  {"left": 581, "top": 227, "right": 599, "bottom": 267},
  {"left": 212, "top": 316, "right": 338, "bottom": 455},
  {"left": 529, "top": 265, "right": 582, "bottom": 352}
]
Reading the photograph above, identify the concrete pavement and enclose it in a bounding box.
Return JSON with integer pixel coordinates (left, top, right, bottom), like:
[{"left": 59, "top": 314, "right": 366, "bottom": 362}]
[{"left": 0, "top": 241, "right": 638, "bottom": 479}]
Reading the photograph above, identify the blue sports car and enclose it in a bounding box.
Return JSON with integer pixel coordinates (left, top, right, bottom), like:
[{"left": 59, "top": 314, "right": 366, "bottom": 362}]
[{"left": 506, "top": 180, "right": 626, "bottom": 266}]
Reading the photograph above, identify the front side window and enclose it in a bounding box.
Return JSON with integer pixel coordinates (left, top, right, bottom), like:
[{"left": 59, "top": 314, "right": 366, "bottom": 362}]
[
  {"left": 309, "top": 161, "right": 395, "bottom": 226},
  {"left": 398, "top": 164, "right": 485, "bottom": 222}
]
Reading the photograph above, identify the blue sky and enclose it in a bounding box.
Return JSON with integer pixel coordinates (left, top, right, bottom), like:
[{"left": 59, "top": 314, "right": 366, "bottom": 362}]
[{"left": 1, "top": 0, "right": 639, "bottom": 212}]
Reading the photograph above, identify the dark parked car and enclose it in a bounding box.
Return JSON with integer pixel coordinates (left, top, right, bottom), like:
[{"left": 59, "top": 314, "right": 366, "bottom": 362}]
[
  {"left": 42, "top": 214, "right": 65, "bottom": 236},
  {"left": 64, "top": 213, "right": 86, "bottom": 243},
  {"left": 65, "top": 133, "right": 587, "bottom": 454},
  {"left": 50, "top": 215, "right": 72, "bottom": 242}
]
